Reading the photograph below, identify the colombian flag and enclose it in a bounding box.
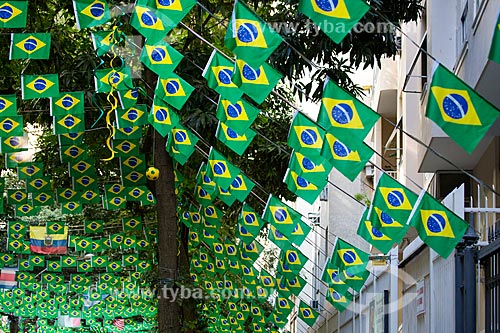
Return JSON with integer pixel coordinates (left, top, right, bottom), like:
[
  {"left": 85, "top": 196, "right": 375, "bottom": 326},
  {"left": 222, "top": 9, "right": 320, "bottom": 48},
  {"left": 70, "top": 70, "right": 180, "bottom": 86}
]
[{"left": 30, "top": 226, "right": 68, "bottom": 254}]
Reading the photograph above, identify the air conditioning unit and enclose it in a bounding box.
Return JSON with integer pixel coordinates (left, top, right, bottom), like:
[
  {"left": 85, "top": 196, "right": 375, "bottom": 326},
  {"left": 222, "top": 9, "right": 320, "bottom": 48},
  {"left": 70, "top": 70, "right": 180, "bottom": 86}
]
[{"left": 365, "top": 165, "right": 374, "bottom": 177}]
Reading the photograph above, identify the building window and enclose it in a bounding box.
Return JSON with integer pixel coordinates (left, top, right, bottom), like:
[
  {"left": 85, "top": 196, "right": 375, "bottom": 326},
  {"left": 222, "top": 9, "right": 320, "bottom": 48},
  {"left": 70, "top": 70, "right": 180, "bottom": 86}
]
[{"left": 461, "top": 2, "right": 468, "bottom": 44}]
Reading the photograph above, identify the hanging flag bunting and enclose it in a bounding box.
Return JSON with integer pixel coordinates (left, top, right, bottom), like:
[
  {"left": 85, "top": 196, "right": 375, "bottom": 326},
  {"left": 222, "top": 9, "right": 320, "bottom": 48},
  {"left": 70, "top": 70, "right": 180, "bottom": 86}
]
[
  {"left": 0, "top": 1, "right": 28, "bottom": 28},
  {"left": 489, "top": 12, "right": 500, "bottom": 64},
  {"left": 0, "top": 94, "right": 18, "bottom": 117},
  {"left": 155, "top": 73, "right": 194, "bottom": 110},
  {"left": 148, "top": 98, "right": 180, "bottom": 137},
  {"left": 330, "top": 238, "right": 369, "bottom": 275},
  {"left": 73, "top": 0, "right": 111, "bottom": 29},
  {"left": 407, "top": 190, "right": 469, "bottom": 258},
  {"left": 327, "top": 287, "right": 353, "bottom": 312},
  {"left": 21, "top": 74, "right": 60, "bottom": 100},
  {"left": 288, "top": 111, "right": 326, "bottom": 163},
  {"left": 262, "top": 194, "right": 303, "bottom": 238},
  {"left": 154, "top": 0, "right": 196, "bottom": 25},
  {"left": 322, "top": 133, "right": 374, "bottom": 182},
  {"left": 202, "top": 50, "right": 243, "bottom": 101},
  {"left": 232, "top": 59, "right": 282, "bottom": 104},
  {"left": 229, "top": 173, "right": 255, "bottom": 202},
  {"left": 224, "top": 0, "right": 283, "bottom": 68},
  {"left": 298, "top": 0, "right": 369, "bottom": 44},
  {"left": 50, "top": 92, "right": 84, "bottom": 116},
  {"left": 317, "top": 78, "right": 380, "bottom": 142},
  {"left": 298, "top": 300, "right": 319, "bottom": 327},
  {"left": 0, "top": 115, "right": 23, "bottom": 137},
  {"left": 283, "top": 168, "right": 323, "bottom": 204},
  {"left": 288, "top": 150, "right": 331, "bottom": 187},
  {"left": 10, "top": 33, "right": 51, "bottom": 60},
  {"left": 426, "top": 64, "right": 500, "bottom": 154},
  {"left": 118, "top": 87, "right": 139, "bottom": 110},
  {"left": 216, "top": 97, "right": 260, "bottom": 133},
  {"left": 356, "top": 207, "right": 394, "bottom": 254},
  {"left": 130, "top": 1, "right": 172, "bottom": 43},
  {"left": 140, "top": 40, "right": 184, "bottom": 76},
  {"left": 205, "top": 147, "right": 240, "bottom": 190},
  {"left": 91, "top": 29, "right": 117, "bottom": 56},
  {"left": 94, "top": 67, "right": 133, "bottom": 93},
  {"left": 53, "top": 113, "right": 85, "bottom": 134},
  {"left": 215, "top": 121, "right": 256, "bottom": 156}
]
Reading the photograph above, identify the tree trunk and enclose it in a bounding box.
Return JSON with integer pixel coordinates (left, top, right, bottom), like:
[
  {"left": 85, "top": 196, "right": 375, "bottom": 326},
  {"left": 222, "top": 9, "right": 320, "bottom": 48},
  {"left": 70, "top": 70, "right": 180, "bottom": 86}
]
[
  {"left": 154, "top": 124, "right": 181, "bottom": 333},
  {"left": 8, "top": 315, "right": 18, "bottom": 333}
]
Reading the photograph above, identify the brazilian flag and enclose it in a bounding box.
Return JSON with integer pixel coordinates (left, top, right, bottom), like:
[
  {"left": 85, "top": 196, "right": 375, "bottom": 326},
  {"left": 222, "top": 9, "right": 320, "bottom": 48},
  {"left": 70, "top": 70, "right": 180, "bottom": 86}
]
[
  {"left": 140, "top": 39, "right": 183, "bottom": 76},
  {"left": 224, "top": 0, "right": 283, "bottom": 68},
  {"left": 73, "top": 0, "right": 111, "bottom": 29},
  {"left": 10, "top": 33, "right": 51, "bottom": 60},
  {"left": 426, "top": 64, "right": 500, "bottom": 154},
  {"left": 130, "top": 0, "right": 174, "bottom": 43},
  {"left": 155, "top": 73, "right": 194, "bottom": 110},
  {"left": 232, "top": 59, "right": 282, "bottom": 104},
  {"left": 0, "top": 1, "right": 28, "bottom": 28},
  {"left": 21, "top": 74, "right": 59, "bottom": 100},
  {"left": 215, "top": 121, "right": 256, "bottom": 156},
  {"left": 299, "top": 0, "right": 369, "bottom": 44},
  {"left": 202, "top": 50, "right": 243, "bottom": 101}
]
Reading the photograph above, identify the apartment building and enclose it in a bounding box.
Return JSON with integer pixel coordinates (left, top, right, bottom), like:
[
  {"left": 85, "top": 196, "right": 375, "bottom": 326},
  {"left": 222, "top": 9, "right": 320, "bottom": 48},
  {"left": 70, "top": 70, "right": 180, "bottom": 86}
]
[{"left": 306, "top": 0, "right": 500, "bottom": 332}]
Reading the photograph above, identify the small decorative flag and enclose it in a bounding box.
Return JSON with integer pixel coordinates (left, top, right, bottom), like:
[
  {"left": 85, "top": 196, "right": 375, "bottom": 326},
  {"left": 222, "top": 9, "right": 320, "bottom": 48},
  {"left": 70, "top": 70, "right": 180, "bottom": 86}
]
[
  {"left": 130, "top": 1, "right": 172, "bottom": 43},
  {"left": 50, "top": 92, "right": 84, "bottom": 116},
  {"left": 94, "top": 67, "right": 133, "bottom": 93},
  {"left": 288, "top": 150, "right": 331, "bottom": 187},
  {"left": 408, "top": 190, "right": 469, "bottom": 258},
  {"left": 283, "top": 168, "right": 324, "bottom": 204},
  {"left": 224, "top": 0, "right": 283, "bottom": 68},
  {"left": 299, "top": 0, "right": 369, "bottom": 44},
  {"left": 322, "top": 133, "right": 374, "bottom": 182},
  {"left": 317, "top": 78, "right": 380, "bottom": 142},
  {"left": 140, "top": 40, "right": 183, "bottom": 76},
  {"left": 356, "top": 208, "right": 394, "bottom": 254},
  {"left": 0, "top": 1, "right": 28, "bottom": 28},
  {"left": 0, "top": 94, "right": 18, "bottom": 117},
  {"left": 232, "top": 60, "right": 282, "bottom": 104},
  {"left": 202, "top": 50, "right": 243, "bottom": 101},
  {"left": 426, "top": 64, "right": 500, "bottom": 154},
  {"left": 288, "top": 111, "right": 326, "bottom": 163},
  {"left": 216, "top": 97, "right": 260, "bottom": 133},
  {"left": 215, "top": 121, "right": 256, "bottom": 156},
  {"left": 10, "top": 33, "right": 51, "bottom": 60},
  {"left": 148, "top": 98, "right": 180, "bottom": 137},
  {"left": 155, "top": 73, "right": 194, "bottom": 110},
  {"left": 21, "top": 74, "right": 59, "bottom": 100},
  {"left": 205, "top": 147, "right": 241, "bottom": 190},
  {"left": 29, "top": 226, "right": 68, "bottom": 254},
  {"left": 73, "top": 0, "right": 111, "bottom": 29},
  {"left": 298, "top": 300, "right": 319, "bottom": 327}
]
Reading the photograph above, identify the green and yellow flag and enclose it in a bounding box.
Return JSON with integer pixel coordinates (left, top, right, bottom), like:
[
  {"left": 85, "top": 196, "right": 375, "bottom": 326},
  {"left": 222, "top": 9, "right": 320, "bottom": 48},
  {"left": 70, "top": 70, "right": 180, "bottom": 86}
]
[
  {"left": 232, "top": 59, "right": 282, "bottom": 104},
  {"left": 148, "top": 98, "right": 180, "bottom": 137},
  {"left": 153, "top": 0, "right": 196, "bottom": 25},
  {"left": 283, "top": 168, "right": 324, "bottom": 205},
  {"left": 10, "top": 33, "right": 51, "bottom": 60},
  {"left": 202, "top": 50, "right": 243, "bottom": 101},
  {"left": 205, "top": 148, "right": 240, "bottom": 190},
  {"left": 317, "top": 78, "right": 379, "bottom": 142},
  {"left": 50, "top": 92, "right": 84, "bottom": 116},
  {"left": 408, "top": 190, "right": 469, "bottom": 258},
  {"left": 368, "top": 172, "right": 418, "bottom": 242},
  {"left": 94, "top": 67, "right": 133, "bottom": 93},
  {"left": 215, "top": 121, "right": 256, "bottom": 156},
  {"left": 426, "top": 64, "right": 500, "bottom": 153},
  {"left": 327, "top": 287, "right": 352, "bottom": 312},
  {"left": 322, "top": 133, "right": 374, "bottom": 181},
  {"left": 298, "top": 300, "right": 319, "bottom": 327},
  {"left": 357, "top": 207, "right": 394, "bottom": 254},
  {"left": 21, "top": 74, "right": 59, "bottom": 100},
  {"left": 0, "top": 1, "right": 28, "bottom": 28},
  {"left": 140, "top": 40, "right": 183, "bottom": 76},
  {"left": 53, "top": 113, "right": 85, "bottom": 134},
  {"left": 299, "top": 0, "right": 369, "bottom": 44},
  {"left": 489, "top": 12, "right": 500, "bottom": 64},
  {"left": 17, "top": 162, "right": 42, "bottom": 179},
  {"left": 155, "top": 73, "right": 194, "bottom": 110},
  {"left": 73, "top": 0, "right": 111, "bottom": 29},
  {"left": 0, "top": 94, "right": 18, "bottom": 117},
  {"left": 0, "top": 116, "right": 23, "bottom": 137},
  {"left": 216, "top": 98, "right": 260, "bottom": 133},
  {"left": 224, "top": 0, "right": 283, "bottom": 68},
  {"left": 330, "top": 238, "right": 369, "bottom": 275},
  {"left": 262, "top": 194, "right": 303, "bottom": 237},
  {"left": 288, "top": 111, "right": 326, "bottom": 163},
  {"left": 130, "top": 1, "right": 173, "bottom": 43},
  {"left": 229, "top": 173, "right": 255, "bottom": 202},
  {"left": 288, "top": 150, "right": 331, "bottom": 187}
]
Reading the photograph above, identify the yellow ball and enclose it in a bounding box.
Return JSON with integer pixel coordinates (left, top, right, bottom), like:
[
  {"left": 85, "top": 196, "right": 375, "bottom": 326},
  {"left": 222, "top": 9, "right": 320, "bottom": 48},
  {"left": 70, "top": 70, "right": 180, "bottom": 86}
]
[{"left": 146, "top": 167, "right": 160, "bottom": 181}]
